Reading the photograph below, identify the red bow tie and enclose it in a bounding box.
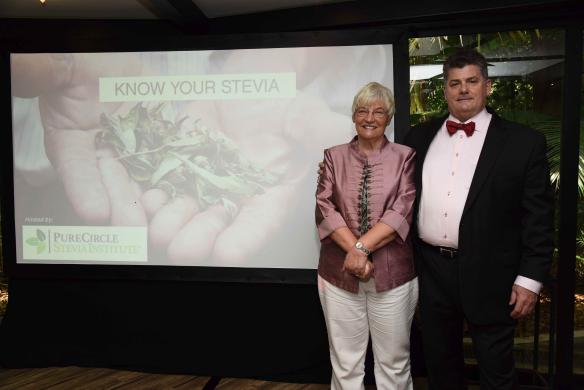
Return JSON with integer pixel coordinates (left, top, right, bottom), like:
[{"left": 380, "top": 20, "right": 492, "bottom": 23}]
[{"left": 446, "top": 120, "right": 475, "bottom": 137}]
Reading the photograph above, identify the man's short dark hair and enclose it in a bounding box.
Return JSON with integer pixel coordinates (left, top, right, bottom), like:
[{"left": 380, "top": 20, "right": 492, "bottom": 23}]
[{"left": 443, "top": 48, "right": 489, "bottom": 81}]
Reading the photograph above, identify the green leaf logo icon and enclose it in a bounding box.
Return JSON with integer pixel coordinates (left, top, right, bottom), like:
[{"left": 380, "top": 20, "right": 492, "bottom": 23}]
[{"left": 26, "top": 229, "right": 47, "bottom": 254}]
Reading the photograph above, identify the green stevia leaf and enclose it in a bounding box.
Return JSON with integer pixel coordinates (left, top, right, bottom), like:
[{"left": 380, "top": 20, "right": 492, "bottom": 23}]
[
  {"left": 94, "top": 129, "right": 108, "bottom": 146},
  {"left": 174, "top": 116, "right": 188, "bottom": 130},
  {"left": 100, "top": 112, "right": 115, "bottom": 130},
  {"left": 150, "top": 102, "right": 165, "bottom": 117},
  {"left": 188, "top": 181, "right": 199, "bottom": 198},
  {"left": 114, "top": 129, "right": 136, "bottom": 154},
  {"left": 116, "top": 105, "right": 140, "bottom": 153},
  {"left": 193, "top": 177, "right": 205, "bottom": 204},
  {"left": 98, "top": 102, "right": 279, "bottom": 212},
  {"left": 111, "top": 137, "right": 126, "bottom": 156},
  {"left": 102, "top": 134, "right": 126, "bottom": 153},
  {"left": 36, "top": 229, "right": 46, "bottom": 241},
  {"left": 128, "top": 170, "right": 151, "bottom": 183},
  {"left": 151, "top": 155, "right": 183, "bottom": 185},
  {"left": 134, "top": 134, "right": 148, "bottom": 150},
  {"left": 242, "top": 169, "right": 279, "bottom": 186},
  {"left": 124, "top": 159, "right": 148, "bottom": 173},
  {"left": 166, "top": 135, "right": 206, "bottom": 148},
  {"left": 126, "top": 164, "right": 153, "bottom": 182},
  {"left": 178, "top": 155, "right": 258, "bottom": 196},
  {"left": 209, "top": 129, "right": 237, "bottom": 149},
  {"left": 166, "top": 172, "right": 188, "bottom": 187},
  {"left": 37, "top": 242, "right": 46, "bottom": 254},
  {"left": 200, "top": 194, "right": 218, "bottom": 207},
  {"left": 99, "top": 130, "right": 127, "bottom": 154},
  {"left": 221, "top": 197, "right": 239, "bottom": 219},
  {"left": 26, "top": 237, "right": 40, "bottom": 246},
  {"left": 177, "top": 145, "right": 207, "bottom": 156},
  {"left": 192, "top": 155, "right": 212, "bottom": 170},
  {"left": 125, "top": 154, "right": 153, "bottom": 174},
  {"left": 156, "top": 180, "right": 177, "bottom": 198},
  {"left": 163, "top": 118, "right": 177, "bottom": 129},
  {"left": 138, "top": 153, "right": 156, "bottom": 167},
  {"left": 195, "top": 177, "right": 221, "bottom": 207}
]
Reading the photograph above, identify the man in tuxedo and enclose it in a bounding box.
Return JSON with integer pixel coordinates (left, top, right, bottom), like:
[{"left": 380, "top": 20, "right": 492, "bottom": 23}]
[{"left": 404, "top": 48, "right": 554, "bottom": 389}]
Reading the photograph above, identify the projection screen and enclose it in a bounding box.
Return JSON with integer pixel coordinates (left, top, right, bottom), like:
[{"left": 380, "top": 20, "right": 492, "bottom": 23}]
[{"left": 11, "top": 45, "right": 394, "bottom": 269}]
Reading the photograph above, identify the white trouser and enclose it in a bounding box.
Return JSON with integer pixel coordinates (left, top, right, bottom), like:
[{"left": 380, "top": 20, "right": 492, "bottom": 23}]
[{"left": 318, "top": 276, "right": 418, "bottom": 390}]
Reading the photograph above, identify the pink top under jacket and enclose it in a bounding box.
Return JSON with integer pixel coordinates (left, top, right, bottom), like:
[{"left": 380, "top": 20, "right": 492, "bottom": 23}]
[{"left": 315, "top": 136, "right": 417, "bottom": 293}]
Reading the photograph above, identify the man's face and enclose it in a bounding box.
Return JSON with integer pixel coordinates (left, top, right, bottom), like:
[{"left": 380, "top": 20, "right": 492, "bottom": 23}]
[{"left": 444, "top": 64, "right": 492, "bottom": 122}]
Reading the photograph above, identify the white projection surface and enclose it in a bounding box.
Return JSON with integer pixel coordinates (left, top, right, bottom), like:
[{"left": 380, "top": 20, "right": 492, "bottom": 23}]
[{"left": 11, "top": 45, "right": 394, "bottom": 268}]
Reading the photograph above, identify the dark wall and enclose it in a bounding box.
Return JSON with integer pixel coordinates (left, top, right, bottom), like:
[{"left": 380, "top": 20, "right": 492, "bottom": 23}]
[{"left": 0, "top": 278, "right": 332, "bottom": 381}]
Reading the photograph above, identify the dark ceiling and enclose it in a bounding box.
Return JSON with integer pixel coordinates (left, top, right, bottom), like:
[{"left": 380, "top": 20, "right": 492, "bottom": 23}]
[{"left": 0, "top": 0, "right": 580, "bottom": 35}]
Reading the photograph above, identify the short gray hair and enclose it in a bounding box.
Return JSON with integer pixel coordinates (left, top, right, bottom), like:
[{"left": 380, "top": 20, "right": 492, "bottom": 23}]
[{"left": 351, "top": 82, "right": 395, "bottom": 117}]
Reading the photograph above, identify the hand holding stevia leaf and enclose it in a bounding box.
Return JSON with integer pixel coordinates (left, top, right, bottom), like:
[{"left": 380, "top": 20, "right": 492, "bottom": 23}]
[
  {"left": 96, "top": 102, "right": 279, "bottom": 212},
  {"left": 11, "top": 53, "right": 147, "bottom": 225}
]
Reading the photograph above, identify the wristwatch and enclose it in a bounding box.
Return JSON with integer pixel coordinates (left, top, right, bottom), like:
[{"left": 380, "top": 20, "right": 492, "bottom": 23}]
[{"left": 355, "top": 241, "right": 370, "bottom": 256}]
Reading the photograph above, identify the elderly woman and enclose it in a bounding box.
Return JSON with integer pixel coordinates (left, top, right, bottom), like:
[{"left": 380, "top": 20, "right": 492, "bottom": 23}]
[{"left": 315, "top": 82, "right": 418, "bottom": 390}]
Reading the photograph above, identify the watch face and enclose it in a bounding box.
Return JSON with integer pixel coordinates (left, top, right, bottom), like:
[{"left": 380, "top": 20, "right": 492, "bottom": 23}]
[{"left": 355, "top": 242, "right": 369, "bottom": 254}]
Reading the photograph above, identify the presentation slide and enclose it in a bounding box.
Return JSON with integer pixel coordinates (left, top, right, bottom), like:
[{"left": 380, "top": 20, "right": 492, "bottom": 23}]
[{"left": 10, "top": 45, "right": 394, "bottom": 268}]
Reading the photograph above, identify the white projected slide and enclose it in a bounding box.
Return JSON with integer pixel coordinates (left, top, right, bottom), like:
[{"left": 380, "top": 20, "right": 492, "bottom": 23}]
[{"left": 11, "top": 45, "right": 394, "bottom": 268}]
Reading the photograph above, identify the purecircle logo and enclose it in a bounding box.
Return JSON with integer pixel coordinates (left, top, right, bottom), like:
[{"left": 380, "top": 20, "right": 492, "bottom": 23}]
[
  {"left": 22, "top": 225, "right": 147, "bottom": 262},
  {"left": 26, "top": 229, "right": 48, "bottom": 254}
]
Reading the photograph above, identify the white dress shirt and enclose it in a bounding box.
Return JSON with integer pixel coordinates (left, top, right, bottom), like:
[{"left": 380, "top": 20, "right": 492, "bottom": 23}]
[{"left": 418, "top": 108, "right": 541, "bottom": 294}]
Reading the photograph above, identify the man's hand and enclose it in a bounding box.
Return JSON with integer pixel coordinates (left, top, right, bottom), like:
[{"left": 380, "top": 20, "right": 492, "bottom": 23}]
[
  {"left": 509, "top": 284, "right": 538, "bottom": 319},
  {"left": 12, "top": 53, "right": 147, "bottom": 226},
  {"left": 150, "top": 86, "right": 350, "bottom": 264},
  {"left": 153, "top": 50, "right": 352, "bottom": 265}
]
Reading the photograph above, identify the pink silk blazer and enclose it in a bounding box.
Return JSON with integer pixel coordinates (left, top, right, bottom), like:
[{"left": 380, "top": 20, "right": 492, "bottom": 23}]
[{"left": 316, "top": 136, "right": 416, "bottom": 293}]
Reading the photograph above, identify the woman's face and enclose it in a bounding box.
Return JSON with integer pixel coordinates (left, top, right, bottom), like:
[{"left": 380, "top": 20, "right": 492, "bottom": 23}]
[{"left": 352, "top": 98, "right": 390, "bottom": 142}]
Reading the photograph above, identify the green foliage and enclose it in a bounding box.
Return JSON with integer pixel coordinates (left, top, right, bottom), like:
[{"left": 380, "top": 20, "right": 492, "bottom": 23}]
[
  {"left": 489, "top": 79, "right": 535, "bottom": 114},
  {"left": 409, "top": 77, "right": 537, "bottom": 126},
  {"left": 409, "top": 30, "right": 563, "bottom": 65},
  {"left": 408, "top": 29, "right": 563, "bottom": 123},
  {"left": 409, "top": 78, "right": 447, "bottom": 125}
]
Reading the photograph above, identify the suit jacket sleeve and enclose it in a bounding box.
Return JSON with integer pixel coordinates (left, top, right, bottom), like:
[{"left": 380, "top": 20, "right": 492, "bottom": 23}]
[
  {"left": 519, "top": 132, "right": 554, "bottom": 283},
  {"left": 315, "top": 148, "right": 348, "bottom": 240}
]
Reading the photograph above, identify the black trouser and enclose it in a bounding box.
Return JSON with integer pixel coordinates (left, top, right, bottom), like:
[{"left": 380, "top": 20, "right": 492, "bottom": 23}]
[{"left": 417, "top": 242, "right": 517, "bottom": 390}]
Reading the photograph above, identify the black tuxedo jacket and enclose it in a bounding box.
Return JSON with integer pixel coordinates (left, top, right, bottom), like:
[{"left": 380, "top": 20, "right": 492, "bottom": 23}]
[{"left": 404, "top": 110, "right": 554, "bottom": 324}]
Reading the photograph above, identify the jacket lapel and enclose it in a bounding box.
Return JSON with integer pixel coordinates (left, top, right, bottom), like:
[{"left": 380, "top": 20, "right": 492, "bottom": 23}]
[
  {"left": 415, "top": 115, "right": 446, "bottom": 190},
  {"left": 461, "top": 113, "right": 508, "bottom": 216}
]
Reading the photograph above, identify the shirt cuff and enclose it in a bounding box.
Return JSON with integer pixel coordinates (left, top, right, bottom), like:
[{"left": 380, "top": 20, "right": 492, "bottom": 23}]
[
  {"left": 379, "top": 210, "right": 410, "bottom": 242},
  {"left": 317, "top": 213, "right": 348, "bottom": 240},
  {"left": 514, "top": 275, "right": 542, "bottom": 294}
]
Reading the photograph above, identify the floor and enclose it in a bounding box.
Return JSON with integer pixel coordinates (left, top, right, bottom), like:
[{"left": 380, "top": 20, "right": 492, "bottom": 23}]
[{"left": 0, "top": 366, "right": 442, "bottom": 390}]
